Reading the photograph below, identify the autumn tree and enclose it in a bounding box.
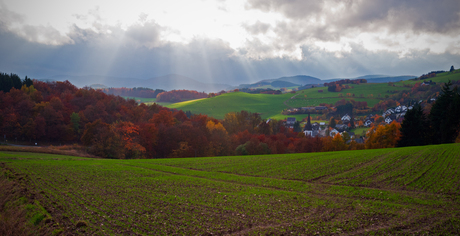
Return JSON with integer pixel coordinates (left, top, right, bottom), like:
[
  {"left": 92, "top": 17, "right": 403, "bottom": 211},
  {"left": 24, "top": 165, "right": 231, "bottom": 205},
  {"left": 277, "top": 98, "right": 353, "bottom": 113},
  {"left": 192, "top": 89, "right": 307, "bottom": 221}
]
[
  {"left": 206, "top": 120, "right": 231, "bottom": 156},
  {"left": 329, "top": 117, "right": 336, "bottom": 128},
  {"left": 365, "top": 122, "right": 401, "bottom": 149},
  {"left": 81, "top": 119, "right": 124, "bottom": 158},
  {"left": 114, "top": 121, "right": 146, "bottom": 159}
]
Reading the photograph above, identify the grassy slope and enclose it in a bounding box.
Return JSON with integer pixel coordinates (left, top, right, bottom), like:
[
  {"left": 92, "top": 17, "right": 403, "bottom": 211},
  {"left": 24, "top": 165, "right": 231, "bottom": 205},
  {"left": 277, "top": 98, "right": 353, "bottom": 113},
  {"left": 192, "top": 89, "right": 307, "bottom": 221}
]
[
  {"left": 164, "top": 83, "right": 412, "bottom": 119},
  {"left": 1, "top": 144, "right": 460, "bottom": 235},
  {"left": 167, "top": 92, "right": 293, "bottom": 119},
  {"left": 395, "top": 69, "right": 460, "bottom": 86},
  {"left": 163, "top": 70, "right": 460, "bottom": 120}
]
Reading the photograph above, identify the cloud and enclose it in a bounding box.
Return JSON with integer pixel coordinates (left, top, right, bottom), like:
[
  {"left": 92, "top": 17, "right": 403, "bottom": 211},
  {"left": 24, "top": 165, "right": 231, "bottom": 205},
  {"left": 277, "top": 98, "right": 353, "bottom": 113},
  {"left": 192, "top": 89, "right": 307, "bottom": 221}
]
[
  {"left": 245, "top": 0, "right": 324, "bottom": 20},
  {"left": 125, "top": 21, "right": 164, "bottom": 48},
  {"left": 0, "top": 2, "right": 23, "bottom": 29},
  {"left": 242, "top": 21, "right": 271, "bottom": 35},
  {"left": 0, "top": 2, "right": 72, "bottom": 45},
  {"left": 334, "top": 0, "right": 460, "bottom": 35},
  {"left": 1, "top": 0, "right": 459, "bottom": 86},
  {"left": 246, "top": 0, "right": 460, "bottom": 53}
]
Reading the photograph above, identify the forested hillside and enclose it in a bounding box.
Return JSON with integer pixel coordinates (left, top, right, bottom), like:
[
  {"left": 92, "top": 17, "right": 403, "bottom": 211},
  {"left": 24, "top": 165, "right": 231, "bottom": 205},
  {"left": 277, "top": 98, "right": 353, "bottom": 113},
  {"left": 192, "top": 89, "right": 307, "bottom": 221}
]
[{"left": 1, "top": 72, "right": 459, "bottom": 159}]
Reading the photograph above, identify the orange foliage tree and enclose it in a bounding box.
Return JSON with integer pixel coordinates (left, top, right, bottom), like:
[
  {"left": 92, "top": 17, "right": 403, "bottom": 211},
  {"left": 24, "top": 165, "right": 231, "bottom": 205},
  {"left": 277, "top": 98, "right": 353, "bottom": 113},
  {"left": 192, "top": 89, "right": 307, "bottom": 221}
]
[{"left": 365, "top": 121, "right": 401, "bottom": 149}]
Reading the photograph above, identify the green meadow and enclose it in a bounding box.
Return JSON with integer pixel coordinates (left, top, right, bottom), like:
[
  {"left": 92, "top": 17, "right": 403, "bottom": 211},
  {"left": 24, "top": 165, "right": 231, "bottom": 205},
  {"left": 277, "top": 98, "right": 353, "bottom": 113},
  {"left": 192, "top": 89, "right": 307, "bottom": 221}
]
[
  {"left": 164, "top": 84, "right": 403, "bottom": 119},
  {"left": 1, "top": 144, "right": 459, "bottom": 234},
  {"left": 167, "top": 92, "right": 293, "bottom": 119},
  {"left": 160, "top": 70, "right": 460, "bottom": 120}
]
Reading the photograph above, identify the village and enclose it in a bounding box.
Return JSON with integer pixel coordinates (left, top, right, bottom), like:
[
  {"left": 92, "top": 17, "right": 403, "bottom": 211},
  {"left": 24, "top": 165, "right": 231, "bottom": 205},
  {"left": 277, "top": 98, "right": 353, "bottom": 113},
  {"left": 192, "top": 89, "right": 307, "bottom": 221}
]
[{"left": 283, "top": 104, "right": 419, "bottom": 143}]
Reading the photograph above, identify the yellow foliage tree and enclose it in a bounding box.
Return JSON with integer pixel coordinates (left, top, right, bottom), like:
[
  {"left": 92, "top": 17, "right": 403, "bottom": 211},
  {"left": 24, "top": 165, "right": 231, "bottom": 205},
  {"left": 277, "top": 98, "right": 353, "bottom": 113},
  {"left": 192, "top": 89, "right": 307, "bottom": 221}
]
[{"left": 206, "top": 120, "right": 230, "bottom": 156}]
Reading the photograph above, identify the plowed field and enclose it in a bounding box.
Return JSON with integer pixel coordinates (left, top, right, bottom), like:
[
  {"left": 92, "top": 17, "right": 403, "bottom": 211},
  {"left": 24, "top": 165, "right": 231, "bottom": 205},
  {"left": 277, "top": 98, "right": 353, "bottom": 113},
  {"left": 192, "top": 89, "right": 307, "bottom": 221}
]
[{"left": 1, "top": 144, "right": 460, "bottom": 235}]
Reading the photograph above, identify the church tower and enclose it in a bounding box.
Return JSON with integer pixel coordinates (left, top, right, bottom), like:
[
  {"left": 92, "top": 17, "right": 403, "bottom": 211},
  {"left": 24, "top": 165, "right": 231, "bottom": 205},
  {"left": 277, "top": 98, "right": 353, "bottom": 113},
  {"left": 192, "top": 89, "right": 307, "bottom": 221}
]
[{"left": 303, "top": 112, "right": 313, "bottom": 136}]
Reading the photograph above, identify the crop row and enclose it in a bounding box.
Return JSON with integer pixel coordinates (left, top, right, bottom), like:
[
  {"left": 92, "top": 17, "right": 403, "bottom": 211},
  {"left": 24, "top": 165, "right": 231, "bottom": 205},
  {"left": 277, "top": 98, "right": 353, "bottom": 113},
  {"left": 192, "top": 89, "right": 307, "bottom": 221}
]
[{"left": 1, "top": 144, "right": 459, "bottom": 234}]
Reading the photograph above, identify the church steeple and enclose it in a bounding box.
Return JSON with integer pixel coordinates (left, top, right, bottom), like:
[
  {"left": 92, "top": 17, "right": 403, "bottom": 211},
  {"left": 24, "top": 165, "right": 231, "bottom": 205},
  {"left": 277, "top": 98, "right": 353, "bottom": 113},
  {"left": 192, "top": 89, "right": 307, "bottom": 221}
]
[{"left": 304, "top": 112, "right": 312, "bottom": 131}]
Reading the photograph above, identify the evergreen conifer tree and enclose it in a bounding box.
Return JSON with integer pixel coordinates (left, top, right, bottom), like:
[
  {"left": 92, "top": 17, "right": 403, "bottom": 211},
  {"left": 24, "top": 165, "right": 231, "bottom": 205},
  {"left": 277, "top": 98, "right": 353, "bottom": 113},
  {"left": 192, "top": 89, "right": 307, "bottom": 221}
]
[
  {"left": 428, "top": 81, "right": 460, "bottom": 143},
  {"left": 398, "top": 104, "right": 428, "bottom": 147}
]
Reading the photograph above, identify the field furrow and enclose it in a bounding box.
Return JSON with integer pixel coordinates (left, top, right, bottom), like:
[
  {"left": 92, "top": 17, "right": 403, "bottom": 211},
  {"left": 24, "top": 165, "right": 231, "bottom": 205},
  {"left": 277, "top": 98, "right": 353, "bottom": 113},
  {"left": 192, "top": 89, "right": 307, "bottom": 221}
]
[{"left": 1, "top": 144, "right": 459, "bottom": 235}]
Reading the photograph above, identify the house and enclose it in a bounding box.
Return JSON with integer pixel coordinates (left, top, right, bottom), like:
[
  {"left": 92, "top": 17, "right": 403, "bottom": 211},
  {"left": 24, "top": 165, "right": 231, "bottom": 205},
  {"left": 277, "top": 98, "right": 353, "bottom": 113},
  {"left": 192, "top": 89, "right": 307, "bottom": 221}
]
[
  {"left": 395, "top": 106, "right": 402, "bottom": 113},
  {"left": 312, "top": 122, "right": 320, "bottom": 131},
  {"left": 341, "top": 114, "right": 351, "bottom": 121},
  {"left": 348, "top": 132, "right": 355, "bottom": 138},
  {"left": 364, "top": 118, "right": 374, "bottom": 127},
  {"left": 385, "top": 114, "right": 397, "bottom": 124},
  {"left": 421, "top": 80, "right": 436, "bottom": 86},
  {"left": 302, "top": 107, "right": 315, "bottom": 111},
  {"left": 384, "top": 108, "right": 395, "bottom": 117},
  {"left": 385, "top": 116, "right": 392, "bottom": 124},
  {"left": 401, "top": 105, "right": 407, "bottom": 112},
  {"left": 286, "top": 117, "right": 296, "bottom": 129},
  {"left": 354, "top": 137, "right": 364, "bottom": 144},
  {"left": 330, "top": 128, "right": 339, "bottom": 137},
  {"left": 335, "top": 124, "right": 347, "bottom": 132}
]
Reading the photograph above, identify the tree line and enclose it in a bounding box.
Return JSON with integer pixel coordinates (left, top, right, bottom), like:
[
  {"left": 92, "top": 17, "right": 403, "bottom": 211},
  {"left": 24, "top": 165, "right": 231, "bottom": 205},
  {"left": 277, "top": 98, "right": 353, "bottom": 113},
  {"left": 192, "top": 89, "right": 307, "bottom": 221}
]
[
  {"left": 156, "top": 90, "right": 208, "bottom": 102},
  {"left": 0, "top": 73, "right": 33, "bottom": 93},
  {"left": 100, "top": 87, "right": 165, "bottom": 98}
]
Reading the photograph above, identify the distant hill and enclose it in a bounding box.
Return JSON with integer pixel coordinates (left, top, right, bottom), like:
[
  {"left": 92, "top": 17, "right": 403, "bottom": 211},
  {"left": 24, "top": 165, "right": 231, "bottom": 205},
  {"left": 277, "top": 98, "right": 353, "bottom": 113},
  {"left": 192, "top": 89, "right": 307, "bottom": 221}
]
[
  {"left": 266, "top": 75, "right": 322, "bottom": 85},
  {"left": 143, "top": 74, "right": 230, "bottom": 93},
  {"left": 89, "top": 84, "right": 108, "bottom": 89},
  {"left": 236, "top": 74, "right": 416, "bottom": 90},
  {"left": 39, "top": 74, "right": 231, "bottom": 93},
  {"left": 236, "top": 75, "right": 321, "bottom": 89},
  {"left": 326, "top": 75, "right": 417, "bottom": 84},
  {"left": 365, "top": 75, "right": 417, "bottom": 83}
]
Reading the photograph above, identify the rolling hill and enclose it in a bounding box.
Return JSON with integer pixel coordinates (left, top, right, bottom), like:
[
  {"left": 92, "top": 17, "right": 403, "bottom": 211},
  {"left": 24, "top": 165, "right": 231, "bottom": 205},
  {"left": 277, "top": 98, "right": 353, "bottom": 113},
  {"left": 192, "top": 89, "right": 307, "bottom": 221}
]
[
  {"left": 39, "top": 74, "right": 231, "bottom": 93},
  {"left": 236, "top": 74, "right": 416, "bottom": 90},
  {"left": 324, "top": 75, "right": 417, "bottom": 83},
  {"left": 167, "top": 92, "right": 293, "bottom": 119},
  {"left": 236, "top": 75, "right": 322, "bottom": 89},
  {"left": 164, "top": 70, "right": 460, "bottom": 120}
]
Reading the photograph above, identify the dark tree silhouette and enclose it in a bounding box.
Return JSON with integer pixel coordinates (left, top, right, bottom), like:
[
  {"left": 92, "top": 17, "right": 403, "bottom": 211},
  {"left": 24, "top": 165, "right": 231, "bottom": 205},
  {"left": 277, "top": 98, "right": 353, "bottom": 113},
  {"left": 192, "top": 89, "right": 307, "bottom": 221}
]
[{"left": 398, "top": 104, "right": 429, "bottom": 147}]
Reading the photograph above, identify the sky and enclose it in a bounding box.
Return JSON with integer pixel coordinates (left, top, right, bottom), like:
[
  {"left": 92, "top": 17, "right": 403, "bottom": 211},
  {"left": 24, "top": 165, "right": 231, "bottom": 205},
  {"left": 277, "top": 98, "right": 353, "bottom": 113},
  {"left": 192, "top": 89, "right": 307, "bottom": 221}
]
[{"left": 1, "top": 0, "right": 460, "bottom": 85}]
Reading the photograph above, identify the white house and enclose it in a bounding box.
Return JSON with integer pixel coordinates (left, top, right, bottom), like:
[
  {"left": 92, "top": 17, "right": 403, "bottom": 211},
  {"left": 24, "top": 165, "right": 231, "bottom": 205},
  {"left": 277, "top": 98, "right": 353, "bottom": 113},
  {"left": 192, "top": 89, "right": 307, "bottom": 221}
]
[
  {"left": 341, "top": 114, "right": 351, "bottom": 121},
  {"left": 364, "top": 119, "right": 373, "bottom": 127},
  {"left": 385, "top": 117, "right": 392, "bottom": 124},
  {"left": 286, "top": 117, "right": 296, "bottom": 129},
  {"left": 330, "top": 128, "right": 339, "bottom": 137}
]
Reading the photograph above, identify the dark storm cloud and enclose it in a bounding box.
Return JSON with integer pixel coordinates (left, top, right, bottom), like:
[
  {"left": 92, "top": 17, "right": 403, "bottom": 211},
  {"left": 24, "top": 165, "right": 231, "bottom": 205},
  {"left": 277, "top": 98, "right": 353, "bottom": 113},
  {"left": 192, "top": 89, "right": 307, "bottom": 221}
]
[
  {"left": 245, "top": 0, "right": 460, "bottom": 41},
  {"left": 335, "top": 0, "right": 460, "bottom": 34}
]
